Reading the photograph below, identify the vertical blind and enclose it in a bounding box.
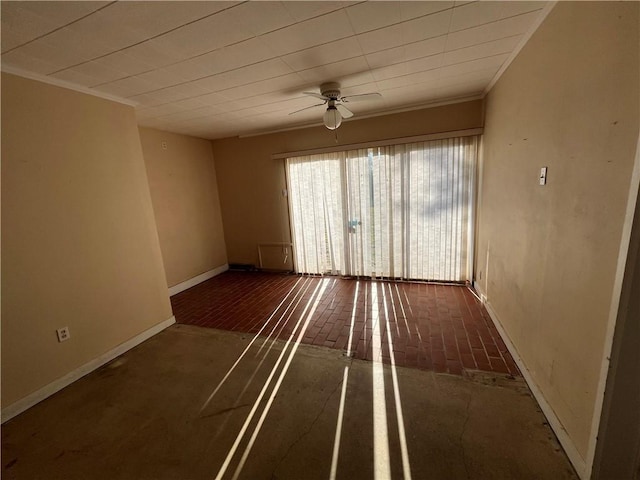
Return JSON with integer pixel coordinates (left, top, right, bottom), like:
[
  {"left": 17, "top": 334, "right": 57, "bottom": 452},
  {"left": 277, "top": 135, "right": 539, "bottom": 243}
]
[{"left": 286, "top": 136, "right": 477, "bottom": 282}]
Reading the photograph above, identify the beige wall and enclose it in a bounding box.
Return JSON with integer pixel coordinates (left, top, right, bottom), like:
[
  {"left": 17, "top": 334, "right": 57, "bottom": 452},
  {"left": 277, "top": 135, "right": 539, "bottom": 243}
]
[
  {"left": 212, "top": 100, "right": 483, "bottom": 266},
  {"left": 475, "top": 1, "right": 639, "bottom": 467},
  {"left": 139, "top": 128, "right": 227, "bottom": 287},
  {"left": 1, "top": 73, "right": 173, "bottom": 408}
]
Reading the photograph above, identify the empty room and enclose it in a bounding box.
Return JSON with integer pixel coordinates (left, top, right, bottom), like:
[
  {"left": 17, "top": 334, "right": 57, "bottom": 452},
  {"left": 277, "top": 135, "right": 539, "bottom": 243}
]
[{"left": 1, "top": 1, "right": 639, "bottom": 479}]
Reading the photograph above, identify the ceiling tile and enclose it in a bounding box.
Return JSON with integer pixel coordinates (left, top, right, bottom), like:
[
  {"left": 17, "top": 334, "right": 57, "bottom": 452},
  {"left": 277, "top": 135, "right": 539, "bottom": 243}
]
[
  {"left": 439, "top": 54, "right": 509, "bottom": 78},
  {"left": 96, "top": 75, "right": 158, "bottom": 98},
  {"left": 170, "top": 97, "right": 210, "bottom": 111},
  {"left": 87, "top": 51, "right": 156, "bottom": 79},
  {"left": 345, "top": 2, "right": 403, "bottom": 34},
  {"left": 1, "top": 1, "right": 109, "bottom": 53},
  {"left": 445, "top": 10, "right": 542, "bottom": 50},
  {"left": 124, "top": 39, "right": 183, "bottom": 68},
  {"left": 357, "top": 9, "right": 451, "bottom": 54},
  {"left": 232, "top": 93, "right": 317, "bottom": 115},
  {"left": 296, "top": 56, "right": 371, "bottom": 85},
  {"left": 200, "top": 102, "right": 249, "bottom": 115},
  {"left": 2, "top": 40, "right": 83, "bottom": 74},
  {"left": 450, "top": 1, "right": 505, "bottom": 32},
  {"left": 499, "top": 2, "right": 546, "bottom": 20},
  {"left": 399, "top": 1, "right": 455, "bottom": 20},
  {"left": 282, "top": 37, "right": 363, "bottom": 72},
  {"left": 371, "top": 62, "right": 411, "bottom": 82},
  {"left": 222, "top": 38, "right": 279, "bottom": 69},
  {"left": 261, "top": 10, "right": 355, "bottom": 56},
  {"left": 449, "top": 1, "right": 543, "bottom": 33},
  {"left": 345, "top": 2, "right": 454, "bottom": 35},
  {"left": 131, "top": 82, "right": 212, "bottom": 105},
  {"left": 443, "top": 35, "right": 521, "bottom": 65},
  {"left": 337, "top": 70, "right": 379, "bottom": 89},
  {"left": 88, "top": 2, "right": 237, "bottom": 44},
  {"left": 281, "top": 2, "right": 353, "bottom": 23},
  {"left": 231, "top": 2, "right": 295, "bottom": 36},
  {"left": 1, "top": 6, "right": 55, "bottom": 53},
  {"left": 127, "top": 92, "right": 170, "bottom": 107},
  {"left": 9, "top": 1, "right": 109, "bottom": 26},
  {"left": 372, "top": 54, "right": 443, "bottom": 82},
  {"left": 166, "top": 37, "right": 280, "bottom": 82},
  {"left": 366, "top": 36, "right": 447, "bottom": 69},
  {"left": 0, "top": 47, "right": 59, "bottom": 74},
  {"left": 160, "top": 50, "right": 227, "bottom": 81},
  {"left": 1, "top": 27, "right": 36, "bottom": 53},
  {"left": 356, "top": 23, "right": 403, "bottom": 55},
  {"left": 150, "top": 7, "right": 252, "bottom": 60},
  {"left": 62, "top": 13, "right": 151, "bottom": 53},
  {"left": 376, "top": 87, "right": 441, "bottom": 109},
  {"left": 375, "top": 68, "right": 441, "bottom": 92},
  {"left": 365, "top": 45, "right": 408, "bottom": 70},
  {"left": 190, "top": 59, "right": 294, "bottom": 93},
  {"left": 437, "top": 67, "right": 497, "bottom": 87},
  {"left": 63, "top": 60, "right": 130, "bottom": 86},
  {"left": 218, "top": 74, "right": 304, "bottom": 102},
  {"left": 403, "top": 35, "right": 449, "bottom": 62},
  {"left": 196, "top": 92, "right": 232, "bottom": 107},
  {"left": 132, "top": 68, "right": 191, "bottom": 90}
]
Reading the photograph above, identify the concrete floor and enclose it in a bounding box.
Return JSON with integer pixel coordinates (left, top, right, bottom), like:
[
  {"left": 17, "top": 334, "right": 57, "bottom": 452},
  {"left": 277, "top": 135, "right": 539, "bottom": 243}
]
[{"left": 2, "top": 324, "right": 577, "bottom": 479}]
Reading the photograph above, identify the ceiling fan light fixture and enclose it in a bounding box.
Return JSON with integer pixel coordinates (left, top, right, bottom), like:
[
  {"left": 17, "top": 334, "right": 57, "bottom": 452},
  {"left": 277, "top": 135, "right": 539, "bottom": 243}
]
[{"left": 323, "top": 106, "right": 342, "bottom": 130}]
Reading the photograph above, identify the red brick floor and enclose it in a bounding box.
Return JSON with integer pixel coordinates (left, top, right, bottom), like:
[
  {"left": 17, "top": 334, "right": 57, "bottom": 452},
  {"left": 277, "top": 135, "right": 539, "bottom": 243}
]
[{"left": 170, "top": 271, "right": 520, "bottom": 377}]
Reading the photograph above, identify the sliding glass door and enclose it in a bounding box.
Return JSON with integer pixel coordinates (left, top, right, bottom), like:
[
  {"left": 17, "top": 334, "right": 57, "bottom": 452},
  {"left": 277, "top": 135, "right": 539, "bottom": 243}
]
[{"left": 287, "top": 136, "right": 477, "bottom": 282}]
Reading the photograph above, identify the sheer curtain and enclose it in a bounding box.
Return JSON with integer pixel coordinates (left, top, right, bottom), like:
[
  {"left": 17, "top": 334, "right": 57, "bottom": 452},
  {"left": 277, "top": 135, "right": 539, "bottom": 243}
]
[
  {"left": 287, "top": 153, "right": 346, "bottom": 275},
  {"left": 286, "top": 136, "right": 477, "bottom": 282}
]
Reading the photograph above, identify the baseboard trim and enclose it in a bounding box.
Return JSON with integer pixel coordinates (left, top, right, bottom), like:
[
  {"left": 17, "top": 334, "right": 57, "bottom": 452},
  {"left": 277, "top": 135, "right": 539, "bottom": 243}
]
[
  {"left": 472, "top": 282, "right": 587, "bottom": 479},
  {"left": 168, "top": 264, "right": 229, "bottom": 297},
  {"left": 1, "top": 316, "right": 176, "bottom": 424}
]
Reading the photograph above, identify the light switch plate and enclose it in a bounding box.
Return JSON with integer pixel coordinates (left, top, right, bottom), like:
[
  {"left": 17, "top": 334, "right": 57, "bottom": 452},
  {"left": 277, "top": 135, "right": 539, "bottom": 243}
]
[{"left": 539, "top": 167, "right": 548, "bottom": 185}]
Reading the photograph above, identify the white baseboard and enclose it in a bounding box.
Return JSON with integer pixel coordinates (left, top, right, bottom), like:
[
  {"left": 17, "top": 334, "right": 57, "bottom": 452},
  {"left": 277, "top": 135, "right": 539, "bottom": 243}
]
[
  {"left": 472, "top": 282, "right": 587, "bottom": 479},
  {"left": 1, "top": 316, "right": 176, "bottom": 423},
  {"left": 168, "top": 264, "right": 229, "bottom": 297}
]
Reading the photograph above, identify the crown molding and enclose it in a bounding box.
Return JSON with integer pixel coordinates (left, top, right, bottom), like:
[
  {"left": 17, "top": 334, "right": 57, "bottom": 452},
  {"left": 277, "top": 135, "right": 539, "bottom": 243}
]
[{"left": 1, "top": 65, "right": 138, "bottom": 107}]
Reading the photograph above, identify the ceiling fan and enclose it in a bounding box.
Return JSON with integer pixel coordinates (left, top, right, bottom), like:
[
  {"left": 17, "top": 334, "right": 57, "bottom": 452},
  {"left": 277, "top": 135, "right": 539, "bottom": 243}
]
[{"left": 290, "top": 82, "right": 382, "bottom": 130}]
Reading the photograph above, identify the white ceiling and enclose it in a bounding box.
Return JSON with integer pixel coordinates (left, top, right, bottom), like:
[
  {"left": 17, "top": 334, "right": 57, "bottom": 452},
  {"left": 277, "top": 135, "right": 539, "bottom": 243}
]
[{"left": 1, "top": 1, "right": 551, "bottom": 139}]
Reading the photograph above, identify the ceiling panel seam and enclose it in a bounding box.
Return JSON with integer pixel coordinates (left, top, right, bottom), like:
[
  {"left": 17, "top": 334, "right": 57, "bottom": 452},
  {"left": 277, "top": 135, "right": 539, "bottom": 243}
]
[
  {"left": 47, "top": 1, "right": 248, "bottom": 76},
  {"left": 1, "top": 1, "right": 116, "bottom": 55},
  {"left": 93, "top": 9, "right": 542, "bottom": 98}
]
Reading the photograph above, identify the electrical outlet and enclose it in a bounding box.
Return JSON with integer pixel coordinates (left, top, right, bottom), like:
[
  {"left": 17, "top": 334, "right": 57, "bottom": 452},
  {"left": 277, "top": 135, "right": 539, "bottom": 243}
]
[
  {"left": 161, "top": 141, "right": 168, "bottom": 150},
  {"left": 56, "top": 326, "right": 71, "bottom": 342}
]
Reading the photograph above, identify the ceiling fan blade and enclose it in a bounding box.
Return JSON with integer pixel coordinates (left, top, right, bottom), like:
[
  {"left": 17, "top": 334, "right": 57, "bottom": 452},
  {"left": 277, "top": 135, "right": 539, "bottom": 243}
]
[
  {"left": 302, "top": 91, "right": 328, "bottom": 101},
  {"left": 289, "top": 102, "right": 326, "bottom": 115},
  {"left": 336, "top": 103, "right": 354, "bottom": 119},
  {"left": 341, "top": 92, "right": 382, "bottom": 103}
]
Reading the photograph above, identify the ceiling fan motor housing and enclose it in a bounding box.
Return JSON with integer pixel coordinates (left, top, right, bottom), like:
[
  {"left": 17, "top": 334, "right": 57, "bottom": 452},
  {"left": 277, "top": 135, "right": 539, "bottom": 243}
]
[{"left": 320, "top": 82, "right": 341, "bottom": 100}]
